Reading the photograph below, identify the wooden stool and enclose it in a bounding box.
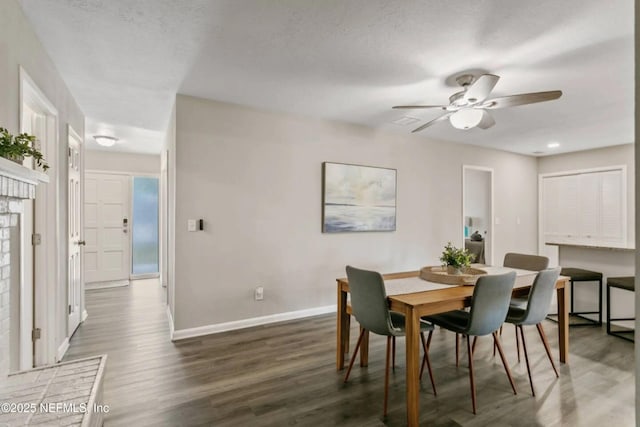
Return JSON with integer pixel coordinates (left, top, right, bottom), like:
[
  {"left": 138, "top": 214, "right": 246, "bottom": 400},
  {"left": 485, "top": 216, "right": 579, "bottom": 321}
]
[
  {"left": 551, "top": 268, "right": 603, "bottom": 326},
  {"left": 606, "top": 276, "right": 635, "bottom": 342}
]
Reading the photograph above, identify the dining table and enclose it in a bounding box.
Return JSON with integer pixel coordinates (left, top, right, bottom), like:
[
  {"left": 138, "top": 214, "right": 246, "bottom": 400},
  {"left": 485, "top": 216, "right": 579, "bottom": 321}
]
[{"left": 335, "top": 265, "right": 569, "bottom": 427}]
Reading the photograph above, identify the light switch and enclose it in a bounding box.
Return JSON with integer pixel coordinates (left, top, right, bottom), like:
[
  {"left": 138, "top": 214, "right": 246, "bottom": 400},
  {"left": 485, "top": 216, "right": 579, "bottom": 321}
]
[{"left": 187, "top": 219, "right": 197, "bottom": 232}]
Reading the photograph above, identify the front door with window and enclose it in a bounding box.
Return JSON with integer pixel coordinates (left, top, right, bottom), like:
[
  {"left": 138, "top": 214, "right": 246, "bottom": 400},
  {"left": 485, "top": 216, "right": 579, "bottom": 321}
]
[{"left": 84, "top": 173, "right": 130, "bottom": 284}]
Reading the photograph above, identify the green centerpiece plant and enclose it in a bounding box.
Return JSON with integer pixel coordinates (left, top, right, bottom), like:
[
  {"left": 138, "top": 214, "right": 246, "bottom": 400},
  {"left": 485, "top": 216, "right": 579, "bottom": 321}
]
[
  {"left": 440, "top": 242, "right": 475, "bottom": 275},
  {"left": 0, "top": 127, "right": 49, "bottom": 171}
]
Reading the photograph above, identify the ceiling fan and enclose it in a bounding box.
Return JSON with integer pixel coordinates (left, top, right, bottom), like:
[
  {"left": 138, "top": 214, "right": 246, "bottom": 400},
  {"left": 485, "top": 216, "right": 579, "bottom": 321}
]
[{"left": 393, "top": 74, "right": 562, "bottom": 133}]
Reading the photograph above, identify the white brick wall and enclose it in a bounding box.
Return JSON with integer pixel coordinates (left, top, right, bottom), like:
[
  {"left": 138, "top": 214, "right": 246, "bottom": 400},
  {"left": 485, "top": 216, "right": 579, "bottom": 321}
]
[{"left": 0, "top": 176, "right": 34, "bottom": 379}]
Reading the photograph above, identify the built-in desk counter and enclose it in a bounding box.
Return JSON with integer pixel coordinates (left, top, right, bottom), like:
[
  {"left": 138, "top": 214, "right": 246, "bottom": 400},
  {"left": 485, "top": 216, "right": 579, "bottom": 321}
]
[{"left": 546, "top": 242, "right": 635, "bottom": 252}]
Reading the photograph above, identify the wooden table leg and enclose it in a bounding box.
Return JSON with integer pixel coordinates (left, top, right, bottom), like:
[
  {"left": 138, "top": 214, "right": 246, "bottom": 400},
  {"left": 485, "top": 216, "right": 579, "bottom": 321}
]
[
  {"left": 405, "top": 307, "right": 420, "bottom": 427},
  {"left": 337, "top": 284, "right": 349, "bottom": 370},
  {"left": 556, "top": 285, "right": 569, "bottom": 363}
]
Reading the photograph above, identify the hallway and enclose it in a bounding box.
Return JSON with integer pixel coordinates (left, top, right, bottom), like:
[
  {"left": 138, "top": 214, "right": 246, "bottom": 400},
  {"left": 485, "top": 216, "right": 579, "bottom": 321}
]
[{"left": 63, "top": 280, "right": 179, "bottom": 425}]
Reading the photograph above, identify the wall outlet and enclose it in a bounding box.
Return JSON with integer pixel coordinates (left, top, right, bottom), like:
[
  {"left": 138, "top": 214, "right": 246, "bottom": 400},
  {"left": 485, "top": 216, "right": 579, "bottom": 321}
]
[{"left": 254, "top": 286, "right": 264, "bottom": 301}]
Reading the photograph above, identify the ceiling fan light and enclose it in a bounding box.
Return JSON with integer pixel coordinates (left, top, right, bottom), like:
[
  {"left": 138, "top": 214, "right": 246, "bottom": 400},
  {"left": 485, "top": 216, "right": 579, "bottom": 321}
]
[
  {"left": 93, "top": 135, "right": 119, "bottom": 147},
  {"left": 450, "top": 109, "right": 483, "bottom": 130}
]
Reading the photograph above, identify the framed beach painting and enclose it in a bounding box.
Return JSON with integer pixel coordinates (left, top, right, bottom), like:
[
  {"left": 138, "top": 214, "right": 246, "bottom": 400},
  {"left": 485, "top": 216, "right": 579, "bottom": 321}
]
[{"left": 322, "top": 162, "right": 397, "bottom": 233}]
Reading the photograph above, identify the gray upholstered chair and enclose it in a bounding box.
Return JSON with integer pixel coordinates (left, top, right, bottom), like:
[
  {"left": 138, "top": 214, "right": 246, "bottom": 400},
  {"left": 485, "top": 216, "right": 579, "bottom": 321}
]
[
  {"left": 344, "top": 266, "right": 436, "bottom": 417},
  {"left": 503, "top": 252, "right": 549, "bottom": 271},
  {"left": 504, "top": 267, "right": 561, "bottom": 396},
  {"left": 422, "top": 272, "right": 518, "bottom": 414},
  {"left": 498, "top": 253, "right": 550, "bottom": 359}
]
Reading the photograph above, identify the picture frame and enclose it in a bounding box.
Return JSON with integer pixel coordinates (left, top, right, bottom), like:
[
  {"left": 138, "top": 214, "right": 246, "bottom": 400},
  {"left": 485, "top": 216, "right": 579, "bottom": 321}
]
[{"left": 322, "top": 162, "right": 397, "bottom": 233}]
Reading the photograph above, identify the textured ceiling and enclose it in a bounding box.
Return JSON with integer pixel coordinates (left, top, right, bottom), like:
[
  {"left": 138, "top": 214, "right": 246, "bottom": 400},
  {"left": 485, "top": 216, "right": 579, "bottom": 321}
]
[{"left": 18, "top": 0, "right": 634, "bottom": 155}]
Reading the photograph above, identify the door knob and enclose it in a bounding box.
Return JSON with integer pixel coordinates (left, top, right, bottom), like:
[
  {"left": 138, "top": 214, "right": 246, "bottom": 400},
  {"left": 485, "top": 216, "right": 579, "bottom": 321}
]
[{"left": 76, "top": 240, "right": 86, "bottom": 246}]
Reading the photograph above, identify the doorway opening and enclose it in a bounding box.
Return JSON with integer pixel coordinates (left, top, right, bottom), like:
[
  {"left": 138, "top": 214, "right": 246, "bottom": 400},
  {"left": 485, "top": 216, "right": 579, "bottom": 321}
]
[{"left": 462, "top": 165, "right": 494, "bottom": 265}]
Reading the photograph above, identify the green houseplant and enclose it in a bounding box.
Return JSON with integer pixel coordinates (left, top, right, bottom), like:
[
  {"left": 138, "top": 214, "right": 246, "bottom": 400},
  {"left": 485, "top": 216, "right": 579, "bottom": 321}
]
[
  {"left": 440, "top": 242, "right": 475, "bottom": 275},
  {"left": 0, "top": 127, "right": 49, "bottom": 171}
]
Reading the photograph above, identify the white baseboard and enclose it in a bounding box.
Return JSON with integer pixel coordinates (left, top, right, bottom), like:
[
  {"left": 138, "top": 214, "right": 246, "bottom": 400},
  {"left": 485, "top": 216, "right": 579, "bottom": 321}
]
[
  {"left": 56, "top": 337, "right": 69, "bottom": 362},
  {"left": 81, "top": 310, "right": 88, "bottom": 322},
  {"left": 86, "top": 280, "right": 130, "bottom": 290},
  {"left": 171, "top": 305, "right": 336, "bottom": 341},
  {"left": 166, "top": 305, "right": 175, "bottom": 339}
]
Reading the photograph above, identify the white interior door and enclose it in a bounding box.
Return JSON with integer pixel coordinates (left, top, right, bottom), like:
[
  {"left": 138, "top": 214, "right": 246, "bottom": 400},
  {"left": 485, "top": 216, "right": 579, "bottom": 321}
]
[
  {"left": 21, "top": 68, "right": 59, "bottom": 367},
  {"left": 84, "top": 173, "right": 130, "bottom": 283},
  {"left": 67, "top": 128, "right": 83, "bottom": 336},
  {"left": 19, "top": 105, "right": 41, "bottom": 370}
]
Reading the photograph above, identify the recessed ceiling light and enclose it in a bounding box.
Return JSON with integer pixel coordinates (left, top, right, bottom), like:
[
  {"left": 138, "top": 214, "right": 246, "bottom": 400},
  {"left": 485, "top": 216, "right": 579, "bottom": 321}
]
[
  {"left": 391, "top": 116, "right": 420, "bottom": 126},
  {"left": 547, "top": 142, "right": 560, "bottom": 148},
  {"left": 93, "top": 135, "right": 119, "bottom": 147}
]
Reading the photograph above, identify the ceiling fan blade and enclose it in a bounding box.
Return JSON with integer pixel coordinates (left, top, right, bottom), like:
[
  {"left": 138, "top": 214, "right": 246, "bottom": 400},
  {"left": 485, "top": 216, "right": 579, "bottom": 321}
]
[
  {"left": 463, "top": 74, "right": 499, "bottom": 104},
  {"left": 483, "top": 90, "right": 562, "bottom": 109},
  {"left": 411, "top": 112, "right": 452, "bottom": 133},
  {"left": 477, "top": 110, "right": 495, "bottom": 129},
  {"left": 393, "top": 105, "right": 446, "bottom": 109}
]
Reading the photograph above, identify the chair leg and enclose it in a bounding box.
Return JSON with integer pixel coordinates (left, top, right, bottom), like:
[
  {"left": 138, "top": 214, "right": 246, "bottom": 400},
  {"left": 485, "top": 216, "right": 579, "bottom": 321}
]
[
  {"left": 419, "top": 333, "right": 426, "bottom": 379},
  {"left": 344, "top": 328, "right": 365, "bottom": 383},
  {"left": 345, "top": 315, "right": 351, "bottom": 354},
  {"left": 360, "top": 328, "right": 369, "bottom": 367},
  {"left": 466, "top": 335, "right": 477, "bottom": 415},
  {"left": 384, "top": 336, "right": 391, "bottom": 417},
  {"left": 472, "top": 336, "right": 478, "bottom": 353},
  {"left": 420, "top": 331, "right": 434, "bottom": 377},
  {"left": 536, "top": 323, "right": 559, "bottom": 378},
  {"left": 493, "top": 325, "right": 503, "bottom": 357},
  {"left": 392, "top": 336, "right": 396, "bottom": 371},
  {"left": 515, "top": 324, "right": 521, "bottom": 363},
  {"left": 456, "top": 333, "right": 460, "bottom": 367},
  {"left": 419, "top": 331, "right": 437, "bottom": 395},
  {"left": 492, "top": 331, "right": 517, "bottom": 395},
  {"left": 518, "top": 325, "right": 535, "bottom": 396}
]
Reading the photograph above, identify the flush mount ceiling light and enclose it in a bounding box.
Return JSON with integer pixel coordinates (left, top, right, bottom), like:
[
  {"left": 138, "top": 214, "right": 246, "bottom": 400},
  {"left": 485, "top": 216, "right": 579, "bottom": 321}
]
[
  {"left": 547, "top": 142, "right": 560, "bottom": 148},
  {"left": 93, "top": 135, "right": 119, "bottom": 147}
]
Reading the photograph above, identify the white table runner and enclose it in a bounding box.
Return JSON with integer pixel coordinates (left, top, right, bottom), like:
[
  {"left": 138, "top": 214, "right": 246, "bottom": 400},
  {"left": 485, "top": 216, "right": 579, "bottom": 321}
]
[{"left": 384, "top": 266, "right": 538, "bottom": 296}]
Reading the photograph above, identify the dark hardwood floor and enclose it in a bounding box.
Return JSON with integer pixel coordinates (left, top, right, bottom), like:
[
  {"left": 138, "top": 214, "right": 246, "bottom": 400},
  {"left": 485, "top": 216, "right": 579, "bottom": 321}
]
[{"left": 64, "top": 280, "right": 635, "bottom": 426}]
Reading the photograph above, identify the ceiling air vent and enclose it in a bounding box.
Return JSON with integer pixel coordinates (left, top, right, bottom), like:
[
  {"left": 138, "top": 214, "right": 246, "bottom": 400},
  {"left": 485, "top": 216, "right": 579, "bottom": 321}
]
[{"left": 391, "top": 116, "right": 420, "bottom": 126}]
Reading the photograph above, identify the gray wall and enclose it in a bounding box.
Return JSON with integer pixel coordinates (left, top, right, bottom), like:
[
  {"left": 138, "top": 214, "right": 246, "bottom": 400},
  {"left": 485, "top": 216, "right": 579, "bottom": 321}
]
[
  {"left": 0, "top": 0, "right": 84, "bottom": 362},
  {"left": 170, "top": 94, "right": 539, "bottom": 331}
]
